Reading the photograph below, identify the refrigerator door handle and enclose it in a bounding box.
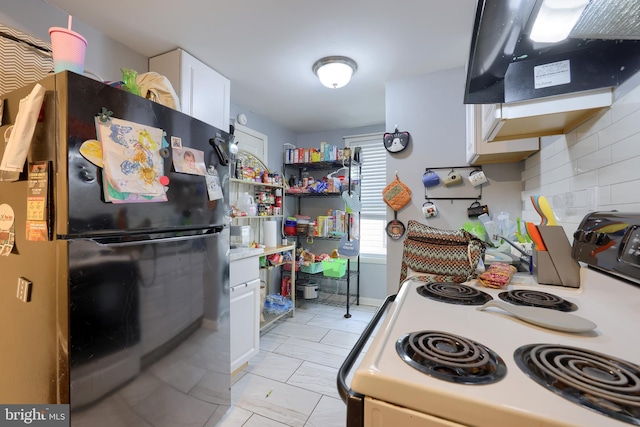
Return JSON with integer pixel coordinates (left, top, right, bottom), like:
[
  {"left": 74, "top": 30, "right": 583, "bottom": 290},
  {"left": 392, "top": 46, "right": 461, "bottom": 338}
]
[{"left": 89, "top": 228, "right": 224, "bottom": 248}]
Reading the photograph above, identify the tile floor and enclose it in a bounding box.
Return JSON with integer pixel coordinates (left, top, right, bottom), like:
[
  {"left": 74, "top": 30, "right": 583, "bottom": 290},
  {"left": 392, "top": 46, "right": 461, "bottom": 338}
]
[{"left": 217, "top": 300, "right": 379, "bottom": 427}]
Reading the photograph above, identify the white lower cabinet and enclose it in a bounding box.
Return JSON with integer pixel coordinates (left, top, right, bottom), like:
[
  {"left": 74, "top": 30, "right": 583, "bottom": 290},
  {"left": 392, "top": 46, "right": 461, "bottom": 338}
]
[{"left": 230, "top": 257, "right": 260, "bottom": 373}]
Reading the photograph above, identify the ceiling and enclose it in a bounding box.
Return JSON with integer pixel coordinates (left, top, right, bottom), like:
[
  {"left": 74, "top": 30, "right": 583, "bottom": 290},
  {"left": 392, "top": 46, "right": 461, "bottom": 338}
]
[{"left": 43, "top": 0, "right": 477, "bottom": 133}]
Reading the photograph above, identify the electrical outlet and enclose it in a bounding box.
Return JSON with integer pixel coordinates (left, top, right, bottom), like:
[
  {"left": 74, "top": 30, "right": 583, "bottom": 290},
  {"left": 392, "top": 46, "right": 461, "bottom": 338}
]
[{"left": 17, "top": 277, "right": 32, "bottom": 303}]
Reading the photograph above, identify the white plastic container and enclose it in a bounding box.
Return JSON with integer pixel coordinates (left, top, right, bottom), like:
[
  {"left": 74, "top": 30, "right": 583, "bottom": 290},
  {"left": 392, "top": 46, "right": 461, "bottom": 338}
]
[
  {"left": 230, "top": 225, "right": 251, "bottom": 247},
  {"left": 237, "top": 192, "right": 257, "bottom": 216}
]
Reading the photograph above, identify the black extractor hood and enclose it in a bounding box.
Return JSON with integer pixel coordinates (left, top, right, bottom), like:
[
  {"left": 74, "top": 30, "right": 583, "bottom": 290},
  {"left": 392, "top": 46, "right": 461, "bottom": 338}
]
[{"left": 464, "top": 0, "right": 640, "bottom": 105}]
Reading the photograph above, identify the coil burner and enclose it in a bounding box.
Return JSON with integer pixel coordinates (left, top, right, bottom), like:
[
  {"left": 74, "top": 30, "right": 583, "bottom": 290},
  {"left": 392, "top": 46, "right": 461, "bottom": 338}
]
[
  {"left": 499, "top": 289, "right": 577, "bottom": 312},
  {"left": 515, "top": 344, "right": 640, "bottom": 425},
  {"left": 396, "top": 331, "right": 507, "bottom": 385},
  {"left": 416, "top": 282, "right": 493, "bottom": 306}
]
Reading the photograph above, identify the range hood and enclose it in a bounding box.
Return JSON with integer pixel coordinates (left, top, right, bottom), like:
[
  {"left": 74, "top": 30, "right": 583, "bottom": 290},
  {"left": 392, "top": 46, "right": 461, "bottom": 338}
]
[{"left": 464, "top": 0, "right": 640, "bottom": 106}]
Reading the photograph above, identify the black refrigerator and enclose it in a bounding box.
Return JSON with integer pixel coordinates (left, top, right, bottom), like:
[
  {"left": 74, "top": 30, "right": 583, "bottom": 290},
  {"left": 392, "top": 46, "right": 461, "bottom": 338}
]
[{"left": 0, "top": 72, "right": 231, "bottom": 425}]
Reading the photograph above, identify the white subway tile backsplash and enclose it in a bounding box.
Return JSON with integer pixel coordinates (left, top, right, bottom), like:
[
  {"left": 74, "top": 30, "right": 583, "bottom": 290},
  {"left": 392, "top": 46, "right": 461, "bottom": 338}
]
[
  {"left": 611, "top": 83, "right": 640, "bottom": 122},
  {"left": 524, "top": 174, "right": 542, "bottom": 191},
  {"left": 575, "top": 108, "right": 611, "bottom": 141},
  {"left": 521, "top": 166, "right": 539, "bottom": 182},
  {"left": 568, "top": 170, "right": 599, "bottom": 192},
  {"left": 539, "top": 138, "right": 559, "bottom": 161},
  {"left": 598, "top": 107, "right": 640, "bottom": 148},
  {"left": 598, "top": 185, "right": 611, "bottom": 207},
  {"left": 599, "top": 156, "right": 640, "bottom": 186},
  {"left": 568, "top": 132, "right": 599, "bottom": 160},
  {"left": 611, "top": 180, "right": 640, "bottom": 205},
  {"left": 547, "top": 147, "right": 572, "bottom": 171},
  {"left": 521, "top": 79, "right": 640, "bottom": 234},
  {"left": 611, "top": 132, "right": 640, "bottom": 164},
  {"left": 555, "top": 160, "right": 577, "bottom": 182},
  {"left": 524, "top": 150, "right": 542, "bottom": 170},
  {"left": 564, "top": 131, "right": 579, "bottom": 148},
  {"left": 575, "top": 146, "right": 611, "bottom": 173}
]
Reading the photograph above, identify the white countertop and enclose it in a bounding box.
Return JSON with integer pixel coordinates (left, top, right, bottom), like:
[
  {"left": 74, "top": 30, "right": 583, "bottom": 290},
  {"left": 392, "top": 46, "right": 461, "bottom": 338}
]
[{"left": 229, "top": 247, "right": 264, "bottom": 261}]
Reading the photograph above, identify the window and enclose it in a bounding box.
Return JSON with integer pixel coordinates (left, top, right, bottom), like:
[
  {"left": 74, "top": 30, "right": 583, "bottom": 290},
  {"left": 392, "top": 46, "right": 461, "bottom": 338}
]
[{"left": 344, "top": 133, "right": 386, "bottom": 258}]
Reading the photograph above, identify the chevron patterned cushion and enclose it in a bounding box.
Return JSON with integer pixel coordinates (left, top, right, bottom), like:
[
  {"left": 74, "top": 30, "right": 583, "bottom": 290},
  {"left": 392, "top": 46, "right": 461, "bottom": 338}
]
[
  {"left": 1, "top": 24, "right": 54, "bottom": 97},
  {"left": 399, "top": 220, "right": 485, "bottom": 287}
]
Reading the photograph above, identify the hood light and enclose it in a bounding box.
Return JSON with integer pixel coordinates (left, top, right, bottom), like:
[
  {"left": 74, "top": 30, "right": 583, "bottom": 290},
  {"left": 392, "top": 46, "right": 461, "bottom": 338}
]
[{"left": 530, "top": 0, "right": 589, "bottom": 43}]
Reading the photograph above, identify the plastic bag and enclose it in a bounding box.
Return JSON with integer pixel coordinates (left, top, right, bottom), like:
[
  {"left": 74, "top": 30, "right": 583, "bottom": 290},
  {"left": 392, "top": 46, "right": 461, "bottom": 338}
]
[{"left": 263, "top": 294, "right": 293, "bottom": 315}]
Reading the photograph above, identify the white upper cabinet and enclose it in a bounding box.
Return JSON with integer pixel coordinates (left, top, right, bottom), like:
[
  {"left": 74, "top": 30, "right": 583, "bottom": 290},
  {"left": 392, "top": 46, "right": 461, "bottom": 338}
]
[
  {"left": 480, "top": 88, "right": 612, "bottom": 142},
  {"left": 466, "top": 104, "right": 539, "bottom": 165},
  {"left": 149, "top": 48, "right": 230, "bottom": 132}
]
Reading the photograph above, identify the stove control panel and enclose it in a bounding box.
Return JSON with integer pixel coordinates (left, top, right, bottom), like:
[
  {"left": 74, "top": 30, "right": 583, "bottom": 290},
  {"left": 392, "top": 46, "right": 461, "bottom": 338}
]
[
  {"left": 573, "top": 212, "right": 640, "bottom": 282},
  {"left": 620, "top": 225, "right": 640, "bottom": 266}
]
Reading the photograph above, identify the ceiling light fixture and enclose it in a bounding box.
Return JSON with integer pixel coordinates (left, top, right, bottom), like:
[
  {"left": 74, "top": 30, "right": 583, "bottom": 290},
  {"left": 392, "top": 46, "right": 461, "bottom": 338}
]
[
  {"left": 313, "top": 56, "right": 357, "bottom": 89},
  {"left": 530, "top": 0, "right": 589, "bottom": 43}
]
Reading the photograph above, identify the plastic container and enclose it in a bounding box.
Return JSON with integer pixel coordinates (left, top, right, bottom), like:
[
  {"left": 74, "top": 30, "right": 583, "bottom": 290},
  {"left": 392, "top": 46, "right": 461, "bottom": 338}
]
[
  {"left": 230, "top": 225, "right": 251, "bottom": 247},
  {"left": 237, "top": 192, "right": 257, "bottom": 216},
  {"left": 478, "top": 213, "right": 501, "bottom": 246},
  {"left": 48, "top": 26, "right": 87, "bottom": 74},
  {"left": 301, "top": 262, "right": 323, "bottom": 274},
  {"left": 121, "top": 68, "right": 140, "bottom": 95},
  {"left": 296, "top": 219, "right": 311, "bottom": 236},
  {"left": 296, "top": 282, "right": 318, "bottom": 299},
  {"left": 284, "top": 221, "right": 297, "bottom": 236},
  {"left": 322, "top": 258, "right": 348, "bottom": 277},
  {"left": 497, "top": 211, "right": 510, "bottom": 239}
]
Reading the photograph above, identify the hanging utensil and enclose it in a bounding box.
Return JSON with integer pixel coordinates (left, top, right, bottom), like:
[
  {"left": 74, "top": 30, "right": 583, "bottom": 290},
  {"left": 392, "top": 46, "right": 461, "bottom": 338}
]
[{"left": 386, "top": 211, "right": 406, "bottom": 240}]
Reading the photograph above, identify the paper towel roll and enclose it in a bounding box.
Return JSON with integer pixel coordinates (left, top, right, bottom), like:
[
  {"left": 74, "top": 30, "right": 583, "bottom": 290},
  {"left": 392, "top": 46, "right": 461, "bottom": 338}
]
[{"left": 264, "top": 221, "right": 278, "bottom": 248}]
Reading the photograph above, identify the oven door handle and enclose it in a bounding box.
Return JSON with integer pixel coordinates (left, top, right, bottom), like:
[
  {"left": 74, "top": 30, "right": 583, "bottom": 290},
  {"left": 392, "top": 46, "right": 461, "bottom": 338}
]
[{"left": 337, "top": 293, "right": 396, "bottom": 426}]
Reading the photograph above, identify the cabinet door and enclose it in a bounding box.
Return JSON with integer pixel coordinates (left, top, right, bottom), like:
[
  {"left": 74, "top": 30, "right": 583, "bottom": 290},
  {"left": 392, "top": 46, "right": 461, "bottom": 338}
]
[
  {"left": 149, "top": 49, "right": 230, "bottom": 131},
  {"left": 480, "top": 103, "right": 501, "bottom": 141},
  {"left": 230, "top": 278, "right": 260, "bottom": 372},
  {"left": 181, "top": 51, "right": 230, "bottom": 131},
  {"left": 466, "top": 104, "right": 539, "bottom": 165}
]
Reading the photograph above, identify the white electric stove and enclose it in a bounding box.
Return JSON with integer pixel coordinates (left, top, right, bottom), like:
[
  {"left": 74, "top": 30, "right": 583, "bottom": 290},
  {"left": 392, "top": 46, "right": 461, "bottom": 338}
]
[{"left": 339, "top": 212, "right": 640, "bottom": 427}]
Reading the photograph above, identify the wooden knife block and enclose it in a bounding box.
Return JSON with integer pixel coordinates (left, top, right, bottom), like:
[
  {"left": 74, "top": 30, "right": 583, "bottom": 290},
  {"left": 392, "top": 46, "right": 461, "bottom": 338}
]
[{"left": 532, "top": 226, "right": 581, "bottom": 288}]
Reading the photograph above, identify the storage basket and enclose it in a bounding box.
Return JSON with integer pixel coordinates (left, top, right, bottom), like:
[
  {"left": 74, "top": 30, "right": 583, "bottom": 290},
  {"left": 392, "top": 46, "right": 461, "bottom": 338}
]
[
  {"left": 301, "top": 262, "right": 323, "bottom": 274},
  {"left": 322, "top": 258, "right": 348, "bottom": 278}
]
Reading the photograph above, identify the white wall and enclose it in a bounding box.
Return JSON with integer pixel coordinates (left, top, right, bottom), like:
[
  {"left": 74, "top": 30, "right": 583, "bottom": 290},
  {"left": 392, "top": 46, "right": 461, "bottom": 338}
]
[
  {"left": 385, "top": 67, "right": 524, "bottom": 295},
  {"left": 522, "top": 73, "right": 640, "bottom": 238},
  {"left": 230, "top": 102, "right": 297, "bottom": 173}
]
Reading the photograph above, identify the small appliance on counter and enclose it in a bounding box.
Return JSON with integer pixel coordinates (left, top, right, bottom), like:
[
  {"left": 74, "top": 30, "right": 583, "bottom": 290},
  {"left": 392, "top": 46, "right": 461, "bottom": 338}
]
[
  {"left": 231, "top": 224, "right": 251, "bottom": 248},
  {"left": 339, "top": 211, "right": 640, "bottom": 427}
]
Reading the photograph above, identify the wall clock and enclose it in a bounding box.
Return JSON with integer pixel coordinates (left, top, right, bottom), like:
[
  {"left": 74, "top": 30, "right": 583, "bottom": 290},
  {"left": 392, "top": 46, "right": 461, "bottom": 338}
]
[{"left": 383, "top": 127, "right": 410, "bottom": 153}]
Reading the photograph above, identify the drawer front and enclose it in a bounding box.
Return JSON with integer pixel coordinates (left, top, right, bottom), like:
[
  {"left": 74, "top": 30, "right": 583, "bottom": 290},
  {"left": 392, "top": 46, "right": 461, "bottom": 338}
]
[{"left": 230, "top": 256, "right": 260, "bottom": 286}]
